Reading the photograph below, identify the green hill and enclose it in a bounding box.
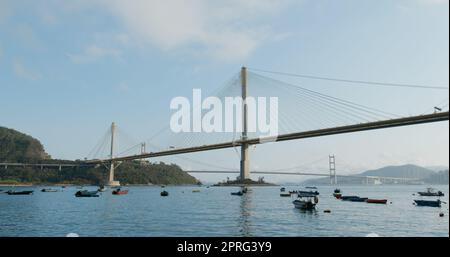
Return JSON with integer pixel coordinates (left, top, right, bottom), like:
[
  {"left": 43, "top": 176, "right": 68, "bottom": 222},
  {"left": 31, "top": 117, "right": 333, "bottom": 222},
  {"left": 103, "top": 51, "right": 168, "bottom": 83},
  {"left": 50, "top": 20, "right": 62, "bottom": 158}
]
[
  {"left": 0, "top": 126, "right": 199, "bottom": 185},
  {"left": 0, "top": 127, "right": 50, "bottom": 162}
]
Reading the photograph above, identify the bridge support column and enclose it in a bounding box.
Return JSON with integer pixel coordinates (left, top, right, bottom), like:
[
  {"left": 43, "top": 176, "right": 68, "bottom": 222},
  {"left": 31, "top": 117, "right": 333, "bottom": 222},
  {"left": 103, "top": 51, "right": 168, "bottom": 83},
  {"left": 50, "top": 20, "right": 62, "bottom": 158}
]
[
  {"left": 107, "top": 122, "right": 120, "bottom": 186},
  {"left": 240, "top": 67, "right": 250, "bottom": 182}
]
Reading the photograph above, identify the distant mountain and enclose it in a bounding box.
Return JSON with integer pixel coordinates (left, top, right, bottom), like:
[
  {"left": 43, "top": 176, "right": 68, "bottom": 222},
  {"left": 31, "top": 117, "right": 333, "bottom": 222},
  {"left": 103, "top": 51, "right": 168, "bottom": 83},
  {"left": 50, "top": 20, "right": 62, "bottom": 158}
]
[
  {"left": 303, "top": 164, "right": 447, "bottom": 185},
  {"left": 361, "top": 164, "right": 434, "bottom": 179}
]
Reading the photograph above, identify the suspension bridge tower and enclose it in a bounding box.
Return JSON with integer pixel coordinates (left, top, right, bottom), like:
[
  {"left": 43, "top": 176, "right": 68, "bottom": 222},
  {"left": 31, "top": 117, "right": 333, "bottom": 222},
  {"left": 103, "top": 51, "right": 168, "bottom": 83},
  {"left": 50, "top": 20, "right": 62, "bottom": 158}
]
[
  {"left": 107, "top": 122, "right": 120, "bottom": 186},
  {"left": 329, "top": 155, "right": 337, "bottom": 185},
  {"left": 240, "top": 66, "right": 250, "bottom": 182}
]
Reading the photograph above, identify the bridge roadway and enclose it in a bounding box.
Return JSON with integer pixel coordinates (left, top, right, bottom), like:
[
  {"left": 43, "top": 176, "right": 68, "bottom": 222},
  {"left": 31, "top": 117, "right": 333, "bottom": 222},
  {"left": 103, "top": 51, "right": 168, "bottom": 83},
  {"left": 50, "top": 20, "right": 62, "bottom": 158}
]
[{"left": 85, "top": 111, "right": 449, "bottom": 164}]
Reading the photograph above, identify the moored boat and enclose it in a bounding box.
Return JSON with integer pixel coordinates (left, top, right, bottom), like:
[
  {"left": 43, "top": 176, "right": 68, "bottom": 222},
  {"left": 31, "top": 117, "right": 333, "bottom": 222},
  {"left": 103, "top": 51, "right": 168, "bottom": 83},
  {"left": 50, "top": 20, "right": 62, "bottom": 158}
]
[
  {"left": 366, "top": 199, "right": 388, "bottom": 204},
  {"left": 414, "top": 199, "right": 442, "bottom": 207},
  {"left": 97, "top": 186, "right": 107, "bottom": 192},
  {"left": 112, "top": 188, "right": 128, "bottom": 195},
  {"left": 6, "top": 190, "right": 34, "bottom": 195},
  {"left": 41, "top": 188, "right": 58, "bottom": 192},
  {"left": 160, "top": 190, "right": 169, "bottom": 196},
  {"left": 333, "top": 188, "right": 342, "bottom": 199},
  {"left": 417, "top": 188, "right": 444, "bottom": 197},
  {"left": 280, "top": 193, "right": 291, "bottom": 197},
  {"left": 341, "top": 196, "right": 368, "bottom": 202},
  {"left": 231, "top": 191, "right": 243, "bottom": 196},
  {"left": 75, "top": 190, "right": 99, "bottom": 197},
  {"left": 293, "top": 196, "right": 318, "bottom": 210}
]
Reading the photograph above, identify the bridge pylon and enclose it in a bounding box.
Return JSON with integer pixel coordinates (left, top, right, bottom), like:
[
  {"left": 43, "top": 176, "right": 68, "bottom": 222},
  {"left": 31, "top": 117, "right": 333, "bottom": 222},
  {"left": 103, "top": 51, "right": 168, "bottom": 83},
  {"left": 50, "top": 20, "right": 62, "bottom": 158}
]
[
  {"left": 107, "top": 122, "right": 120, "bottom": 186},
  {"left": 329, "top": 155, "right": 337, "bottom": 185},
  {"left": 240, "top": 66, "right": 250, "bottom": 182}
]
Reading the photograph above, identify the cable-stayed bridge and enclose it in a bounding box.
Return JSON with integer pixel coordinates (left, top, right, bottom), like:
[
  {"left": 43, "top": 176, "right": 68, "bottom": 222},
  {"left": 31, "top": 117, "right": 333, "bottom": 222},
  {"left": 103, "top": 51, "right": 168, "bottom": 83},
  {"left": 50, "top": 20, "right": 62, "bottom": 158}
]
[{"left": 2, "top": 67, "right": 448, "bottom": 185}]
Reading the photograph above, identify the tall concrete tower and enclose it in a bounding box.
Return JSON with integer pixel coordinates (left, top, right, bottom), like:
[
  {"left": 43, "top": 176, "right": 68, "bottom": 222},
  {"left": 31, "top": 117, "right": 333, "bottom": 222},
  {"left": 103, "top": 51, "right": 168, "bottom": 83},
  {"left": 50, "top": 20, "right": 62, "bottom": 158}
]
[
  {"left": 240, "top": 67, "right": 250, "bottom": 182},
  {"left": 107, "top": 122, "right": 120, "bottom": 186}
]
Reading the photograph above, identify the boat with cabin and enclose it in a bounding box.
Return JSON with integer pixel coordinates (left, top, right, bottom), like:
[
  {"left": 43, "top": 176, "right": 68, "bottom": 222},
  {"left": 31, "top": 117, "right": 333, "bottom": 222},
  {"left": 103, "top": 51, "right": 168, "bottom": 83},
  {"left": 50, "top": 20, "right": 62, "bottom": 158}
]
[
  {"left": 417, "top": 188, "right": 444, "bottom": 197},
  {"left": 293, "top": 195, "right": 318, "bottom": 210}
]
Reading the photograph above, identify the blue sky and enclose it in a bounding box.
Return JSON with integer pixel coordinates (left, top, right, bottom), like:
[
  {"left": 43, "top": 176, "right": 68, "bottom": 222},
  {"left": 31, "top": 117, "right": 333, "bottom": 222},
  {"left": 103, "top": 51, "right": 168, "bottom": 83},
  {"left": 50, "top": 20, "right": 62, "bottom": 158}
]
[{"left": 0, "top": 0, "right": 448, "bottom": 183}]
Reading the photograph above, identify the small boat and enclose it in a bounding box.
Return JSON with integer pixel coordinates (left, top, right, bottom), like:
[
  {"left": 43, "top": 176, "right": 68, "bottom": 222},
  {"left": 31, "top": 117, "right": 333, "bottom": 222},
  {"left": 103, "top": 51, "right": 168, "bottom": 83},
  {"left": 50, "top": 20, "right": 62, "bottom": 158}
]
[
  {"left": 112, "top": 188, "right": 128, "bottom": 195},
  {"left": 417, "top": 188, "right": 444, "bottom": 197},
  {"left": 280, "top": 193, "right": 291, "bottom": 197},
  {"left": 192, "top": 189, "right": 201, "bottom": 193},
  {"left": 341, "top": 196, "right": 368, "bottom": 202},
  {"left": 293, "top": 196, "right": 318, "bottom": 210},
  {"left": 160, "top": 190, "right": 169, "bottom": 196},
  {"left": 280, "top": 187, "right": 286, "bottom": 192},
  {"left": 75, "top": 190, "right": 99, "bottom": 197},
  {"left": 6, "top": 190, "right": 34, "bottom": 195},
  {"left": 305, "top": 186, "right": 317, "bottom": 189},
  {"left": 366, "top": 199, "right": 388, "bottom": 204},
  {"left": 231, "top": 191, "right": 243, "bottom": 196},
  {"left": 414, "top": 199, "right": 443, "bottom": 207},
  {"left": 333, "top": 188, "right": 342, "bottom": 199},
  {"left": 41, "top": 188, "right": 58, "bottom": 192},
  {"left": 97, "top": 186, "right": 107, "bottom": 192}
]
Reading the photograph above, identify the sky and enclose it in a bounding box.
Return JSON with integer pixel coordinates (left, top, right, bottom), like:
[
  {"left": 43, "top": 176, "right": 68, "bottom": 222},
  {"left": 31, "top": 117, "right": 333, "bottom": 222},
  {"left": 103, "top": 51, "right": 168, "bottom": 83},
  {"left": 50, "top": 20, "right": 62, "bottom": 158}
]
[{"left": 0, "top": 0, "right": 449, "bottom": 183}]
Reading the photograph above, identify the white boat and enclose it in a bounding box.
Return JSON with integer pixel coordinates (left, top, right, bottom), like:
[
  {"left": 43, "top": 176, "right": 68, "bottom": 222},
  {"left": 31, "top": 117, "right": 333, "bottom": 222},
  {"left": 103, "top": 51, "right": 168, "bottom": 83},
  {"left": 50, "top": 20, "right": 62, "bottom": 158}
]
[{"left": 293, "top": 196, "right": 318, "bottom": 210}]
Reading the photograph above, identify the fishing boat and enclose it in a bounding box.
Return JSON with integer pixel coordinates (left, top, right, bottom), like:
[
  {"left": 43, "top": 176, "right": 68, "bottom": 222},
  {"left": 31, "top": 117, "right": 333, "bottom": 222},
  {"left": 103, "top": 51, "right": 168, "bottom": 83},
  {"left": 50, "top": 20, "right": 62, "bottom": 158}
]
[
  {"left": 6, "top": 190, "right": 34, "bottom": 195},
  {"left": 417, "top": 188, "right": 444, "bottom": 197},
  {"left": 231, "top": 191, "right": 243, "bottom": 196},
  {"left": 41, "top": 188, "right": 58, "bottom": 192},
  {"left": 305, "top": 186, "right": 317, "bottom": 189},
  {"left": 280, "top": 193, "right": 291, "bottom": 197},
  {"left": 75, "top": 190, "right": 99, "bottom": 197},
  {"left": 366, "top": 199, "right": 388, "bottom": 204},
  {"left": 160, "top": 190, "right": 169, "bottom": 196},
  {"left": 293, "top": 196, "right": 318, "bottom": 210},
  {"left": 341, "top": 196, "right": 368, "bottom": 202},
  {"left": 112, "top": 188, "right": 128, "bottom": 195},
  {"left": 333, "top": 188, "right": 342, "bottom": 199},
  {"left": 414, "top": 199, "right": 443, "bottom": 207}
]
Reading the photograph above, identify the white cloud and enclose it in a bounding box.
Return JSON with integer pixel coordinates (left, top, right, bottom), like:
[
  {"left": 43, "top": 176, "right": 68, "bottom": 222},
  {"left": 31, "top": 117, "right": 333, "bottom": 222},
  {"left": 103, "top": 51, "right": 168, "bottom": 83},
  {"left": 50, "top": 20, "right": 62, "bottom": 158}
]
[
  {"left": 13, "top": 59, "right": 41, "bottom": 81},
  {"left": 99, "top": 0, "right": 294, "bottom": 61},
  {"left": 67, "top": 44, "right": 122, "bottom": 63}
]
